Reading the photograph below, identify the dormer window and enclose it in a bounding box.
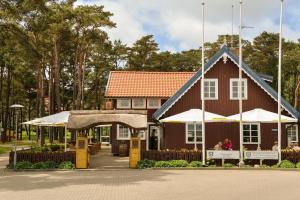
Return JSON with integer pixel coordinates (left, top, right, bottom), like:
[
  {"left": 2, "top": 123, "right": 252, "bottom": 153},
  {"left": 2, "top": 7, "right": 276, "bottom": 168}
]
[
  {"left": 230, "top": 78, "right": 248, "bottom": 100},
  {"left": 117, "top": 99, "right": 131, "bottom": 109},
  {"left": 132, "top": 98, "right": 146, "bottom": 109}
]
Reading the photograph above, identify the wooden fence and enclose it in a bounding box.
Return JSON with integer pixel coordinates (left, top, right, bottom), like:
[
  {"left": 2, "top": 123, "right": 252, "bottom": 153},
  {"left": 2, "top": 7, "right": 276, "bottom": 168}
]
[
  {"left": 142, "top": 150, "right": 202, "bottom": 162},
  {"left": 9, "top": 151, "right": 76, "bottom": 164},
  {"left": 142, "top": 150, "right": 300, "bottom": 164},
  {"left": 89, "top": 143, "right": 101, "bottom": 155}
]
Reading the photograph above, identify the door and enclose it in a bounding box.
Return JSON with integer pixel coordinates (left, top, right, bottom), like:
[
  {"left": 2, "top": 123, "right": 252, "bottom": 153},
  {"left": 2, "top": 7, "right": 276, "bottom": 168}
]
[
  {"left": 100, "top": 125, "right": 111, "bottom": 145},
  {"left": 149, "top": 126, "right": 160, "bottom": 150}
]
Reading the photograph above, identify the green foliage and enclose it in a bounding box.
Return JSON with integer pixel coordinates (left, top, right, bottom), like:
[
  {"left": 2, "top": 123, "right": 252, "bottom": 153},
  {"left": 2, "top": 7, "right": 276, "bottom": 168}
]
[
  {"left": 49, "top": 144, "right": 60, "bottom": 152},
  {"left": 15, "top": 161, "right": 33, "bottom": 169},
  {"left": 154, "top": 161, "right": 172, "bottom": 168},
  {"left": 279, "top": 160, "right": 296, "bottom": 168},
  {"left": 58, "top": 161, "right": 74, "bottom": 169},
  {"left": 223, "top": 163, "right": 236, "bottom": 168},
  {"left": 296, "top": 162, "right": 300, "bottom": 168},
  {"left": 137, "top": 159, "right": 156, "bottom": 169},
  {"left": 189, "top": 161, "right": 203, "bottom": 168},
  {"left": 32, "top": 162, "right": 48, "bottom": 169},
  {"left": 169, "top": 160, "right": 189, "bottom": 167},
  {"left": 43, "top": 161, "right": 59, "bottom": 168}
]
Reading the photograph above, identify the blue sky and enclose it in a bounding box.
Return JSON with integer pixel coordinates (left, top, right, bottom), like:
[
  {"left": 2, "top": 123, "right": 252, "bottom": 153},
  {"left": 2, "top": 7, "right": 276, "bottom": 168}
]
[{"left": 78, "top": 0, "right": 300, "bottom": 52}]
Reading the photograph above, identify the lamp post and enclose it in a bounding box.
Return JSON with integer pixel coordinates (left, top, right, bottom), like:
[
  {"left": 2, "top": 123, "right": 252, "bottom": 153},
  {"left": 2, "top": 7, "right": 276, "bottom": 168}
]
[{"left": 10, "top": 104, "right": 24, "bottom": 169}]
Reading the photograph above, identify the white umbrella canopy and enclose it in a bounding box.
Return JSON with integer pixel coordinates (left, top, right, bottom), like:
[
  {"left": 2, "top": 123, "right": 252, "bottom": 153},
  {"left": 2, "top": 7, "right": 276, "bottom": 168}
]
[
  {"left": 227, "top": 108, "right": 297, "bottom": 123},
  {"left": 159, "top": 109, "right": 228, "bottom": 123},
  {"left": 22, "top": 111, "right": 70, "bottom": 127}
]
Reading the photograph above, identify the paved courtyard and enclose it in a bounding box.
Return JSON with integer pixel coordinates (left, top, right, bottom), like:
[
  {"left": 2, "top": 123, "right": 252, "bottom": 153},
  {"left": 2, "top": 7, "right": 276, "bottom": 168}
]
[{"left": 0, "top": 169, "right": 300, "bottom": 200}]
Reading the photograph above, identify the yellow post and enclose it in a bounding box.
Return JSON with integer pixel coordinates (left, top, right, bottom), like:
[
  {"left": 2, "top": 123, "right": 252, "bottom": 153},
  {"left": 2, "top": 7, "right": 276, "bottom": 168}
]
[
  {"left": 129, "top": 137, "right": 141, "bottom": 169},
  {"left": 76, "top": 136, "right": 89, "bottom": 169}
]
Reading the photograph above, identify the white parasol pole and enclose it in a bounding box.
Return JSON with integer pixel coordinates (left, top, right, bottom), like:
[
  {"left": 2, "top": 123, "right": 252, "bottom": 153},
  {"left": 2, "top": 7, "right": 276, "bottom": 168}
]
[
  {"left": 201, "top": 2, "right": 206, "bottom": 165},
  {"left": 238, "top": 0, "right": 244, "bottom": 166},
  {"left": 64, "top": 124, "right": 67, "bottom": 152},
  {"left": 278, "top": 0, "right": 284, "bottom": 164}
]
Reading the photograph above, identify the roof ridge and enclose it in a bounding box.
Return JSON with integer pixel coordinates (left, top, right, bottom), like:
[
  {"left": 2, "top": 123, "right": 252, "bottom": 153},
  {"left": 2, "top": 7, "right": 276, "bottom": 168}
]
[{"left": 110, "top": 71, "right": 195, "bottom": 74}]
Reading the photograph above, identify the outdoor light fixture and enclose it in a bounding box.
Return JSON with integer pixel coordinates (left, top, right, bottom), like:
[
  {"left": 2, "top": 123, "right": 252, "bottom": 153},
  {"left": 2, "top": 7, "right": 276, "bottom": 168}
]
[{"left": 10, "top": 104, "right": 24, "bottom": 169}]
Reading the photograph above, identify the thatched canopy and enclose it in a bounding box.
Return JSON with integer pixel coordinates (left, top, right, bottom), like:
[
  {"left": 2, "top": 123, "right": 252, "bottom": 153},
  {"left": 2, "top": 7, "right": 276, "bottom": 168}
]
[{"left": 67, "top": 110, "right": 148, "bottom": 130}]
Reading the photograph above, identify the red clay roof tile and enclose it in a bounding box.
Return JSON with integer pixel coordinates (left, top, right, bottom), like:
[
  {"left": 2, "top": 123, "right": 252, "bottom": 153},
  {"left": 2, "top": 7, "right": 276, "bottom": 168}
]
[{"left": 105, "top": 71, "right": 195, "bottom": 98}]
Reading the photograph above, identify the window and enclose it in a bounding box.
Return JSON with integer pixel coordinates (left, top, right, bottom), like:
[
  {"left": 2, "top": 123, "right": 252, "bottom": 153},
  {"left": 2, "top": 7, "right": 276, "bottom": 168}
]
[
  {"left": 287, "top": 125, "right": 298, "bottom": 144},
  {"left": 117, "top": 99, "right": 131, "bottom": 109},
  {"left": 202, "top": 79, "right": 218, "bottom": 100},
  {"left": 138, "top": 130, "right": 146, "bottom": 140},
  {"left": 230, "top": 78, "right": 248, "bottom": 100},
  {"left": 185, "top": 123, "right": 202, "bottom": 144},
  {"left": 117, "top": 124, "right": 131, "bottom": 140},
  {"left": 132, "top": 98, "right": 146, "bottom": 109},
  {"left": 147, "top": 99, "right": 161, "bottom": 109},
  {"left": 243, "top": 123, "right": 260, "bottom": 144}
]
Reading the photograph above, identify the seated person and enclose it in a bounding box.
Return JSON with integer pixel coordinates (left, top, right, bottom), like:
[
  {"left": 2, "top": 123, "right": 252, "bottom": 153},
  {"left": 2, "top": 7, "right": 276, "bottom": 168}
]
[
  {"left": 293, "top": 143, "right": 300, "bottom": 151},
  {"left": 223, "top": 138, "right": 232, "bottom": 150},
  {"left": 214, "top": 141, "right": 223, "bottom": 150},
  {"left": 272, "top": 141, "right": 278, "bottom": 151}
]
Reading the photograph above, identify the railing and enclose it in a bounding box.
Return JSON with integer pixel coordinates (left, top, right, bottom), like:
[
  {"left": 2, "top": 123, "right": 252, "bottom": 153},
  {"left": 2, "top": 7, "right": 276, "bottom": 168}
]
[{"left": 9, "top": 150, "right": 76, "bottom": 164}]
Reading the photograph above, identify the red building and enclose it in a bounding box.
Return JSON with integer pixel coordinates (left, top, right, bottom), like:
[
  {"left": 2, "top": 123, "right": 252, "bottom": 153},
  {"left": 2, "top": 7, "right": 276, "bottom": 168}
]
[{"left": 105, "top": 45, "right": 300, "bottom": 155}]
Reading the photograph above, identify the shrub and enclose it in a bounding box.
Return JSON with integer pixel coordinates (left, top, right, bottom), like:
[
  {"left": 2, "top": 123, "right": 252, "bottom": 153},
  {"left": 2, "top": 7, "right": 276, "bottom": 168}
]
[
  {"left": 279, "top": 160, "right": 296, "bottom": 168},
  {"left": 223, "top": 163, "right": 235, "bottom": 168},
  {"left": 41, "top": 147, "right": 49, "bottom": 152},
  {"left": 169, "top": 160, "right": 189, "bottom": 167},
  {"left": 15, "top": 161, "right": 33, "bottom": 169},
  {"left": 189, "top": 161, "right": 203, "bottom": 168},
  {"left": 58, "top": 161, "right": 74, "bottom": 169},
  {"left": 137, "top": 159, "right": 156, "bottom": 169},
  {"left": 154, "top": 161, "right": 172, "bottom": 168},
  {"left": 32, "top": 162, "right": 48, "bottom": 169},
  {"left": 49, "top": 144, "right": 60, "bottom": 152},
  {"left": 296, "top": 162, "right": 300, "bottom": 169},
  {"left": 44, "top": 161, "right": 59, "bottom": 169}
]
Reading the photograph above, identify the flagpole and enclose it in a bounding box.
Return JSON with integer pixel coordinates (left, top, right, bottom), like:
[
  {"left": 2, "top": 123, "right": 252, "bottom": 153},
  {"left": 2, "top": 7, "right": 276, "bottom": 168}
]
[
  {"left": 278, "top": 0, "right": 284, "bottom": 164},
  {"left": 238, "top": 0, "right": 244, "bottom": 166},
  {"left": 201, "top": 2, "right": 206, "bottom": 166}
]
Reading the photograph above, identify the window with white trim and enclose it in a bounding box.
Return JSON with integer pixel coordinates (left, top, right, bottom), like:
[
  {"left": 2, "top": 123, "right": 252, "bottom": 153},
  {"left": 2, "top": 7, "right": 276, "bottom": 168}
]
[
  {"left": 230, "top": 78, "right": 248, "bottom": 100},
  {"left": 138, "top": 130, "right": 146, "bottom": 140},
  {"left": 117, "top": 99, "right": 131, "bottom": 109},
  {"left": 147, "top": 98, "right": 161, "bottom": 109},
  {"left": 132, "top": 98, "right": 146, "bottom": 109},
  {"left": 243, "top": 123, "right": 260, "bottom": 144},
  {"left": 117, "top": 124, "right": 131, "bottom": 140},
  {"left": 186, "top": 123, "right": 202, "bottom": 144},
  {"left": 203, "top": 79, "right": 218, "bottom": 100},
  {"left": 287, "top": 125, "right": 298, "bottom": 143}
]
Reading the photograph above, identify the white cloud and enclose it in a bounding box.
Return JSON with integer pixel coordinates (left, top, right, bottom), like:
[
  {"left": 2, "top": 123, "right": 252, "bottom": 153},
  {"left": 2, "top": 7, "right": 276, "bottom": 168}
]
[{"left": 78, "top": 0, "right": 300, "bottom": 51}]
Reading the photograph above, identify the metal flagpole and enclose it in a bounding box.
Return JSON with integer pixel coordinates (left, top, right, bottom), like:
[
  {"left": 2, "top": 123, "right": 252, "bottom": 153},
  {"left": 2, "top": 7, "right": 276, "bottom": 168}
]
[
  {"left": 201, "top": 2, "right": 206, "bottom": 166},
  {"left": 278, "top": 0, "right": 284, "bottom": 164},
  {"left": 238, "top": 0, "right": 244, "bottom": 166},
  {"left": 231, "top": 5, "right": 234, "bottom": 47}
]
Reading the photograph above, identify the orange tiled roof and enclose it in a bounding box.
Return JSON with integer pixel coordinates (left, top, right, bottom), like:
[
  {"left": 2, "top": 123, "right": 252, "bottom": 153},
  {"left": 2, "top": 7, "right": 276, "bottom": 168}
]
[{"left": 105, "top": 71, "right": 195, "bottom": 98}]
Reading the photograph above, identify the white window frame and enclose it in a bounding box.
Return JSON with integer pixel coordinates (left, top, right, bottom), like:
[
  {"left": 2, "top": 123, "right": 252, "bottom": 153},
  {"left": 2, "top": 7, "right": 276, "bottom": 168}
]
[
  {"left": 185, "top": 123, "right": 202, "bottom": 144},
  {"left": 117, "top": 124, "right": 131, "bottom": 140},
  {"left": 202, "top": 79, "right": 218, "bottom": 100},
  {"left": 286, "top": 124, "right": 298, "bottom": 143},
  {"left": 132, "top": 98, "right": 146, "bottom": 109},
  {"left": 138, "top": 129, "right": 146, "bottom": 140},
  {"left": 147, "top": 98, "right": 161, "bottom": 109},
  {"left": 117, "top": 99, "right": 131, "bottom": 109},
  {"left": 230, "top": 78, "right": 248, "bottom": 100},
  {"left": 243, "top": 123, "right": 260, "bottom": 144}
]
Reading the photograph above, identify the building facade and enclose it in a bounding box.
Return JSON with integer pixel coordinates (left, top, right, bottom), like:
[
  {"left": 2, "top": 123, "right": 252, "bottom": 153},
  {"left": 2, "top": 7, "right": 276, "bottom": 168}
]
[{"left": 105, "top": 45, "right": 300, "bottom": 155}]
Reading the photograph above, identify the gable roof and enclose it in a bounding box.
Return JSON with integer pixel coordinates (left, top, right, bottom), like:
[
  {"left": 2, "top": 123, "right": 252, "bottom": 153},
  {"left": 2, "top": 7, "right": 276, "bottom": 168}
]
[
  {"left": 105, "top": 71, "right": 194, "bottom": 98},
  {"left": 153, "top": 45, "right": 300, "bottom": 120}
]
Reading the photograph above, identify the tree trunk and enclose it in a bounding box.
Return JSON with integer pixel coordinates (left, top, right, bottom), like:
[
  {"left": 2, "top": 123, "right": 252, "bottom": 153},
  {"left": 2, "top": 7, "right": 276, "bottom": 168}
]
[
  {"left": 293, "top": 75, "right": 300, "bottom": 110},
  {"left": 53, "top": 37, "right": 61, "bottom": 112}
]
